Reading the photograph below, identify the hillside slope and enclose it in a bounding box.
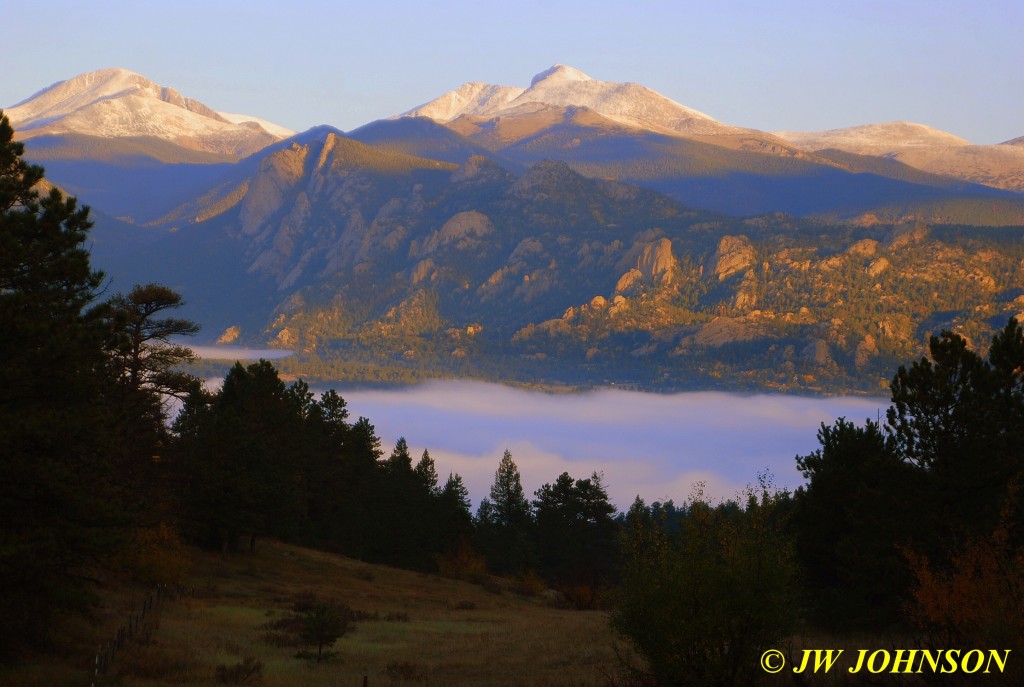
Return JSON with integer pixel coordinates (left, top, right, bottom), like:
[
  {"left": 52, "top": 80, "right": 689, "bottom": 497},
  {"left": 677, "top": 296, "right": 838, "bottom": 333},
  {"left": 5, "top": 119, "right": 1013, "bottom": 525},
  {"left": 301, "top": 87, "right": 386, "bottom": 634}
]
[{"left": 0, "top": 540, "right": 620, "bottom": 687}]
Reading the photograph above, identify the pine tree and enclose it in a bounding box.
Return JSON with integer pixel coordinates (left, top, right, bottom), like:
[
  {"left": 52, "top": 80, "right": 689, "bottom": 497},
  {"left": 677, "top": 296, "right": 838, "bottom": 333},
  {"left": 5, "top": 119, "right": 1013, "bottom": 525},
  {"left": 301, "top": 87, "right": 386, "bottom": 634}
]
[
  {"left": 414, "top": 449, "right": 440, "bottom": 494},
  {"left": 0, "top": 111, "right": 128, "bottom": 652},
  {"left": 477, "top": 450, "right": 535, "bottom": 573},
  {"left": 533, "top": 471, "right": 618, "bottom": 593},
  {"left": 488, "top": 449, "right": 531, "bottom": 528},
  {"left": 105, "top": 283, "right": 200, "bottom": 398},
  {"left": 175, "top": 361, "right": 305, "bottom": 552}
]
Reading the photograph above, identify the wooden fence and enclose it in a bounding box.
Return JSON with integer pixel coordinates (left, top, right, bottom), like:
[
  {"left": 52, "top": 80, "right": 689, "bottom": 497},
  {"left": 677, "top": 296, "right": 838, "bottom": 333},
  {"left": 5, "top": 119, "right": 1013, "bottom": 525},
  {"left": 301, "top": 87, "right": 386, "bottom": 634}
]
[{"left": 90, "top": 584, "right": 195, "bottom": 686}]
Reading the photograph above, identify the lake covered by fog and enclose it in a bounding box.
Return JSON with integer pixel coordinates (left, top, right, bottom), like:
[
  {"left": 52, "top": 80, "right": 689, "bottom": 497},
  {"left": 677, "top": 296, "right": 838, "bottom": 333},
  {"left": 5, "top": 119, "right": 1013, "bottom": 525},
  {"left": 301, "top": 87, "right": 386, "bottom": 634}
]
[{"left": 328, "top": 380, "right": 888, "bottom": 511}]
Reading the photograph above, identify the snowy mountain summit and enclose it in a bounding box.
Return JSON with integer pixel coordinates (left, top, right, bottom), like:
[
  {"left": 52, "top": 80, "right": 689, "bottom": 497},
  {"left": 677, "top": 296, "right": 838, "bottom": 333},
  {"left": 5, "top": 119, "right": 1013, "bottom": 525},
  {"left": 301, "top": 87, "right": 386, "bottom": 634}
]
[
  {"left": 402, "top": 64, "right": 744, "bottom": 137},
  {"left": 5, "top": 68, "right": 293, "bottom": 157},
  {"left": 529, "top": 64, "right": 592, "bottom": 86}
]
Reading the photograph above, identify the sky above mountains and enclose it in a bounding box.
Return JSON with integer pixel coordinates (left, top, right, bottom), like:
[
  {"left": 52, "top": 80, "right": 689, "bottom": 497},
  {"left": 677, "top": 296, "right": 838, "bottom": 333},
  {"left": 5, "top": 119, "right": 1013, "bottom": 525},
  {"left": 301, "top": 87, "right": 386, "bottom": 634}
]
[{"left": 2, "top": 0, "right": 1021, "bottom": 145}]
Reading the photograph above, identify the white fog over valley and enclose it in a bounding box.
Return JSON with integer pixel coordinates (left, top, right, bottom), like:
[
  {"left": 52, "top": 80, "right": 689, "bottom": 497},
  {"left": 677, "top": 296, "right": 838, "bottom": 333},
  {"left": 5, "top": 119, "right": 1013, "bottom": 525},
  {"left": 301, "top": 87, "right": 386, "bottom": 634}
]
[{"left": 323, "top": 381, "right": 889, "bottom": 511}]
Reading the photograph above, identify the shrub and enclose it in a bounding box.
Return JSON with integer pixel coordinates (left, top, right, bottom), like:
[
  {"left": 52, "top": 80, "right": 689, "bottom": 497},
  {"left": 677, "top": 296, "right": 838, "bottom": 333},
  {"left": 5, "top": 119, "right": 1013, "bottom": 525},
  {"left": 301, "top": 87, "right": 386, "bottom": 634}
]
[
  {"left": 511, "top": 569, "right": 548, "bottom": 597},
  {"left": 904, "top": 497, "right": 1024, "bottom": 686},
  {"left": 562, "top": 584, "right": 601, "bottom": 610},
  {"left": 435, "top": 540, "right": 489, "bottom": 581}
]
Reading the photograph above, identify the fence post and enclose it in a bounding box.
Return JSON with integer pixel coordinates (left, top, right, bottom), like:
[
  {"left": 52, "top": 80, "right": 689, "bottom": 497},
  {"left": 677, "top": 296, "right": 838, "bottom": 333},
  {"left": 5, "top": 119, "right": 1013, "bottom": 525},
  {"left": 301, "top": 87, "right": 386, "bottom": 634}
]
[{"left": 90, "top": 585, "right": 177, "bottom": 682}]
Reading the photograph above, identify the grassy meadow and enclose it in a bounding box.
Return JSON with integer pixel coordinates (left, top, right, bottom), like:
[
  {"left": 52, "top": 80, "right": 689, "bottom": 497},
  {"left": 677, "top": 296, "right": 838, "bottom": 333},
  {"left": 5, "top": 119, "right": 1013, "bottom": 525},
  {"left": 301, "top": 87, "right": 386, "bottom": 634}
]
[{"left": 0, "top": 540, "right": 628, "bottom": 687}]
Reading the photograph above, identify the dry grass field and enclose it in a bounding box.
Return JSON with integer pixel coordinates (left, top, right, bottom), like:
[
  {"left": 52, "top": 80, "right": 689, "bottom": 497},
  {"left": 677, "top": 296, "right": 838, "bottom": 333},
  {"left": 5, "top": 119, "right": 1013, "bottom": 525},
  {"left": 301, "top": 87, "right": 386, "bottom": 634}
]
[{"left": 0, "top": 540, "right": 628, "bottom": 687}]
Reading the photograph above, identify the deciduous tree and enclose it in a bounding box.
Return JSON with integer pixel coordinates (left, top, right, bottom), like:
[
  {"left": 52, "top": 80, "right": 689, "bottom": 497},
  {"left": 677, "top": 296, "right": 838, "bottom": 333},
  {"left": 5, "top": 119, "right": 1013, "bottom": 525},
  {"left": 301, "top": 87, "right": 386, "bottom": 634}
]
[{"left": 611, "top": 482, "right": 796, "bottom": 686}]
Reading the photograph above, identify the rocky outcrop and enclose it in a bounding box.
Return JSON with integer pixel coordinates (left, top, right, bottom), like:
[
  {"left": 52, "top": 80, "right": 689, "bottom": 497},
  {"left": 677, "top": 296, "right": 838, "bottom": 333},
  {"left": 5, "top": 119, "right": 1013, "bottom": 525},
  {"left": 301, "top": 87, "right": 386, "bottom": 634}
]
[
  {"left": 615, "top": 237, "right": 680, "bottom": 292},
  {"left": 847, "top": 238, "right": 879, "bottom": 258},
  {"left": 414, "top": 210, "right": 495, "bottom": 256},
  {"left": 868, "top": 258, "right": 891, "bottom": 277},
  {"left": 615, "top": 269, "right": 643, "bottom": 293},
  {"left": 711, "top": 235, "right": 755, "bottom": 280},
  {"left": 637, "top": 238, "right": 679, "bottom": 285},
  {"left": 686, "top": 317, "right": 766, "bottom": 347},
  {"left": 802, "top": 339, "right": 834, "bottom": 367},
  {"left": 239, "top": 143, "right": 308, "bottom": 235},
  {"left": 855, "top": 334, "right": 878, "bottom": 368},
  {"left": 217, "top": 325, "right": 241, "bottom": 345}
]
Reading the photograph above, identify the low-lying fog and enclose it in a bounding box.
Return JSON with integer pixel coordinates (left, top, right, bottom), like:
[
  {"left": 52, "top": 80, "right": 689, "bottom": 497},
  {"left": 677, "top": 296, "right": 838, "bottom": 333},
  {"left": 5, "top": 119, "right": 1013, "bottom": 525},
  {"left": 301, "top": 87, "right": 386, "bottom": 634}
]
[{"left": 335, "top": 380, "right": 888, "bottom": 511}]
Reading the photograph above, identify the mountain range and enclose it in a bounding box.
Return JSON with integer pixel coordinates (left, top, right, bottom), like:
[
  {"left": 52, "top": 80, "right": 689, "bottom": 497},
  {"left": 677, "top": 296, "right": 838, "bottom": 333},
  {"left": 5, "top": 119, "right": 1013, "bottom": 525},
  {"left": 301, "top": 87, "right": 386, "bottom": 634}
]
[{"left": 5, "top": 66, "right": 1024, "bottom": 392}]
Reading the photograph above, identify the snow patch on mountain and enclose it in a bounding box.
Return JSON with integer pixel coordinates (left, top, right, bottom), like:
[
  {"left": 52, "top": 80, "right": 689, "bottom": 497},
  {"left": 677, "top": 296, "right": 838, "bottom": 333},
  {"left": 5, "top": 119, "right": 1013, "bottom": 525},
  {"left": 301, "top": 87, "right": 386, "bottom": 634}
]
[
  {"left": 776, "top": 122, "right": 1024, "bottom": 192},
  {"left": 401, "top": 82, "right": 525, "bottom": 122},
  {"left": 773, "top": 121, "right": 972, "bottom": 153},
  {"left": 218, "top": 112, "right": 296, "bottom": 138}
]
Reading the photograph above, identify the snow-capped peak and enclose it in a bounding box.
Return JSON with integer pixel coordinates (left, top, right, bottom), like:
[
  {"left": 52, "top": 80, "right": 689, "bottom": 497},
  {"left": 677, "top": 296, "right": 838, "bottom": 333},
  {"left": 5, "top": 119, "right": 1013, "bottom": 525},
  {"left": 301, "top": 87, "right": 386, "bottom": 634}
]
[
  {"left": 8, "top": 67, "right": 189, "bottom": 127},
  {"left": 5, "top": 68, "right": 290, "bottom": 157},
  {"left": 530, "top": 64, "right": 593, "bottom": 87},
  {"left": 399, "top": 64, "right": 742, "bottom": 138}
]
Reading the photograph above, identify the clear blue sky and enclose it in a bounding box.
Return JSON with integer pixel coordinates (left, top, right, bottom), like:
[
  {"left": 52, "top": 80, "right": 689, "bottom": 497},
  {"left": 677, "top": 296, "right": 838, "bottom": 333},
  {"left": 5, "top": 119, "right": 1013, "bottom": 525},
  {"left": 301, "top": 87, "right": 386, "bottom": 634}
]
[{"left": 3, "top": 0, "right": 1021, "bottom": 144}]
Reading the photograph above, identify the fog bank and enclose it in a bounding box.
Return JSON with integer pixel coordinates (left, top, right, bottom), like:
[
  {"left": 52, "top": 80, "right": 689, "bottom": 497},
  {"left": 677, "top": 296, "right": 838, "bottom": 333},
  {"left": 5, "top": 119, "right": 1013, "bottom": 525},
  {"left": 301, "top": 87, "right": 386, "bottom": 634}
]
[{"left": 336, "top": 380, "right": 888, "bottom": 511}]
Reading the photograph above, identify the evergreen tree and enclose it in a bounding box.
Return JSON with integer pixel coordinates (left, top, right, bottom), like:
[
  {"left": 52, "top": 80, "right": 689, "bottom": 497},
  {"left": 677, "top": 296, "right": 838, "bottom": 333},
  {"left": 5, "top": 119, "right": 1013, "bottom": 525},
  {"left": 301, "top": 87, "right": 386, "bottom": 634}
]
[
  {"left": 103, "top": 283, "right": 200, "bottom": 521},
  {"left": 888, "top": 323, "right": 1024, "bottom": 547},
  {"left": 414, "top": 448, "right": 440, "bottom": 494},
  {"left": 300, "top": 388, "right": 351, "bottom": 545},
  {"left": 477, "top": 450, "right": 535, "bottom": 573},
  {"left": 792, "top": 418, "right": 921, "bottom": 628},
  {"left": 441, "top": 472, "right": 472, "bottom": 515},
  {"left": 386, "top": 436, "right": 414, "bottom": 475},
  {"left": 533, "top": 471, "right": 618, "bottom": 595},
  {"left": 325, "top": 416, "right": 384, "bottom": 559},
  {"left": 791, "top": 319, "right": 1024, "bottom": 631},
  {"left": 0, "top": 111, "right": 130, "bottom": 652},
  {"left": 487, "top": 449, "right": 531, "bottom": 528},
  {"left": 174, "top": 361, "right": 305, "bottom": 552},
  {"left": 105, "top": 283, "right": 200, "bottom": 399}
]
